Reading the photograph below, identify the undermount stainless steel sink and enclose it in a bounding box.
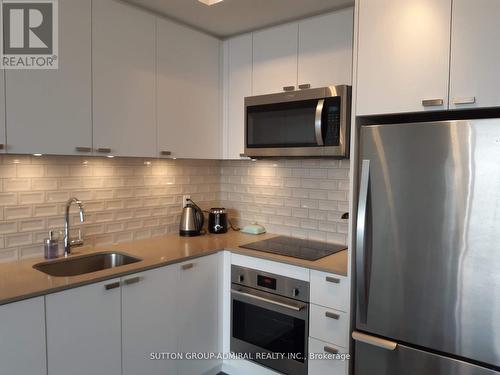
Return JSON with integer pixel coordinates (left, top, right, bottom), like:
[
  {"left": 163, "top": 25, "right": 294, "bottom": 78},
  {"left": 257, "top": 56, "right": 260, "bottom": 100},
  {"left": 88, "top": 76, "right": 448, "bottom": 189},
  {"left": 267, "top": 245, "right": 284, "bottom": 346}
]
[{"left": 33, "top": 252, "right": 142, "bottom": 277}]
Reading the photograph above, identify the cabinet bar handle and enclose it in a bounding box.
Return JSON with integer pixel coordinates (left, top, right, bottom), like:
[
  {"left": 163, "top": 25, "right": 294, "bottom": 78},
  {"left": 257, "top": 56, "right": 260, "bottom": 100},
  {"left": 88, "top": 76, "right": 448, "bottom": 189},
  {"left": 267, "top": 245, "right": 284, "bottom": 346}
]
[
  {"left": 75, "top": 146, "right": 91, "bottom": 153},
  {"left": 104, "top": 281, "right": 120, "bottom": 290},
  {"left": 160, "top": 151, "right": 172, "bottom": 156},
  {"left": 283, "top": 86, "right": 295, "bottom": 92},
  {"left": 422, "top": 99, "right": 444, "bottom": 107},
  {"left": 97, "top": 148, "right": 111, "bottom": 153},
  {"left": 181, "top": 263, "right": 194, "bottom": 270},
  {"left": 324, "top": 346, "right": 339, "bottom": 355},
  {"left": 325, "top": 311, "right": 340, "bottom": 320},
  {"left": 453, "top": 96, "right": 476, "bottom": 105},
  {"left": 326, "top": 276, "right": 340, "bottom": 284},
  {"left": 124, "top": 276, "right": 142, "bottom": 285},
  {"left": 298, "top": 83, "right": 311, "bottom": 90}
]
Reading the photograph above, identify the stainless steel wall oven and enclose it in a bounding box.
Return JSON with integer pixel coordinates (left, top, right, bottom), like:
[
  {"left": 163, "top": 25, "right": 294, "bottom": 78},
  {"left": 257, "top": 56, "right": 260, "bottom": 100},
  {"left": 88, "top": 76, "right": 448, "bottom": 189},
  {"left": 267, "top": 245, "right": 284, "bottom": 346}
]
[{"left": 231, "top": 265, "right": 310, "bottom": 375}]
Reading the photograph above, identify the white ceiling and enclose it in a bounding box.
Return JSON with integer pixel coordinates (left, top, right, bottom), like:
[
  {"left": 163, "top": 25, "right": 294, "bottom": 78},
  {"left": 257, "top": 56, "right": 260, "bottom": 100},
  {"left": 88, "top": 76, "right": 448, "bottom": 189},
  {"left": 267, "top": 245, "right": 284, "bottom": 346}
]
[{"left": 124, "top": 0, "right": 354, "bottom": 38}]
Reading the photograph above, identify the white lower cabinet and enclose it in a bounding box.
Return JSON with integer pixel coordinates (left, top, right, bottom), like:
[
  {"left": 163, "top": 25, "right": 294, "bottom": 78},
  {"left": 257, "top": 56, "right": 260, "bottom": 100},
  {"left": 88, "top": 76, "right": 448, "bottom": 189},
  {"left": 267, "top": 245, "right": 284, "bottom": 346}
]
[
  {"left": 178, "top": 255, "right": 220, "bottom": 375},
  {"left": 310, "top": 270, "right": 349, "bottom": 312},
  {"left": 308, "top": 337, "right": 348, "bottom": 375},
  {"left": 46, "top": 279, "right": 122, "bottom": 375},
  {"left": 121, "top": 266, "right": 179, "bottom": 375},
  {"left": 0, "top": 297, "right": 47, "bottom": 375},
  {"left": 310, "top": 304, "right": 349, "bottom": 349}
]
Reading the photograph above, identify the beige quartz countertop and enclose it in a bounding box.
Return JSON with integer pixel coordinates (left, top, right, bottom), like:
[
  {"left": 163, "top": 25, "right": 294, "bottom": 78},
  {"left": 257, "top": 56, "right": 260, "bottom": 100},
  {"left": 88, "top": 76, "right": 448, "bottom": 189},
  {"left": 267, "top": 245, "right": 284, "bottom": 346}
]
[{"left": 0, "top": 231, "right": 348, "bottom": 306}]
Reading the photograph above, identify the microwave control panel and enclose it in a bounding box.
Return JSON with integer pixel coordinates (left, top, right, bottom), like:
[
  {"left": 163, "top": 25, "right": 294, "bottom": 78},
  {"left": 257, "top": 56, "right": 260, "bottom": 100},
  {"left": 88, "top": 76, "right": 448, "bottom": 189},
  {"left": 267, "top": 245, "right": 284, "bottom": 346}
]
[{"left": 324, "top": 97, "right": 341, "bottom": 146}]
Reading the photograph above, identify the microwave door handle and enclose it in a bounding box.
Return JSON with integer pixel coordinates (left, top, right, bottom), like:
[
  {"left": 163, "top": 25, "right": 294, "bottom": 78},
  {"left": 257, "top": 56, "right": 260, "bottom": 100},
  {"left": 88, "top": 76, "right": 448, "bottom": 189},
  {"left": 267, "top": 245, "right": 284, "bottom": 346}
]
[
  {"left": 315, "top": 99, "right": 325, "bottom": 146},
  {"left": 356, "top": 159, "right": 370, "bottom": 324}
]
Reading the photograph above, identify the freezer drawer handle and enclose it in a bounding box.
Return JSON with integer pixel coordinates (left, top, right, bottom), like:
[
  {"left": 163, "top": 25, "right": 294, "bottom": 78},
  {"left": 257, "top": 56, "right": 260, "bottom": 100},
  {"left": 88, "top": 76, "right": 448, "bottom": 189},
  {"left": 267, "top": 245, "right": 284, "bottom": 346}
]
[{"left": 352, "top": 331, "right": 397, "bottom": 351}]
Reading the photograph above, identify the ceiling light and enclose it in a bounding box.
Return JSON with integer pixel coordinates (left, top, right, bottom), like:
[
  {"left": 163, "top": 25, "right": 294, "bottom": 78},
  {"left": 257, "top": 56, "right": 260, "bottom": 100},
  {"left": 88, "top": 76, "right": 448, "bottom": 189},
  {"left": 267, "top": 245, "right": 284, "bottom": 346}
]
[
  {"left": 198, "top": 0, "right": 223, "bottom": 6},
  {"left": 33, "top": 153, "right": 43, "bottom": 157},
  {"left": 107, "top": 155, "right": 115, "bottom": 158}
]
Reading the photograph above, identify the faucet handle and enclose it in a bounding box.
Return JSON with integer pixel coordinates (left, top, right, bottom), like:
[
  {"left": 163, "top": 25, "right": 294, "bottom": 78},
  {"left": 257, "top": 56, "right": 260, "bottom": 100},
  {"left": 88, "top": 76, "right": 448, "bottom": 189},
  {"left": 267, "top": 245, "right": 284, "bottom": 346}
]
[{"left": 70, "top": 229, "right": 84, "bottom": 248}]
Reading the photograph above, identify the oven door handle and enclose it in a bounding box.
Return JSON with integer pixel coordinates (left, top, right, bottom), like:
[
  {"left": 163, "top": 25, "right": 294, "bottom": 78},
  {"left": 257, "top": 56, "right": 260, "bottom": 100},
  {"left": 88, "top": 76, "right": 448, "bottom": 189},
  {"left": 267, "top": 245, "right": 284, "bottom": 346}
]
[
  {"left": 314, "top": 99, "right": 325, "bottom": 146},
  {"left": 232, "top": 289, "right": 305, "bottom": 312}
]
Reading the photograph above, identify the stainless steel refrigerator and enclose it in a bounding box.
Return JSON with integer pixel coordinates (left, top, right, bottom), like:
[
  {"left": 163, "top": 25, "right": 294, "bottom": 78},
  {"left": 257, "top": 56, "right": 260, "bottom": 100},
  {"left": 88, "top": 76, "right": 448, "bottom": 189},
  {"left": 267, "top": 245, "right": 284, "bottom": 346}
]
[{"left": 353, "top": 119, "right": 500, "bottom": 374}]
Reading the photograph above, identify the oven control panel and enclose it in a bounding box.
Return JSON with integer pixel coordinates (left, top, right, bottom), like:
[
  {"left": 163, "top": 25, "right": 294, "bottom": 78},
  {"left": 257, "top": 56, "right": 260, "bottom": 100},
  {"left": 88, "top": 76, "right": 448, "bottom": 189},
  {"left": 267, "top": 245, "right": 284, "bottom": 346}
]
[{"left": 231, "top": 265, "right": 310, "bottom": 302}]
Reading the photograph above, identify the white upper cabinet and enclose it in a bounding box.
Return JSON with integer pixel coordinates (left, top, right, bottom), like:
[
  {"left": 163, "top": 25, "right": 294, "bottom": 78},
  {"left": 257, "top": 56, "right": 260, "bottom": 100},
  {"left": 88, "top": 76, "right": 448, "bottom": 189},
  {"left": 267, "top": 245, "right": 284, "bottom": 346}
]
[
  {"left": 5, "top": 0, "right": 92, "bottom": 155},
  {"left": 46, "top": 279, "right": 122, "bottom": 375},
  {"left": 449, "top": 0, "right": 500, "bottom": 109},
  {"left": 252, "top": 23, "right": 299, "bottom": 95},
  {"left": 121, "top": 267, "right": 178, "bottom": 375},
  {"left": 157, "top": 18, "right": 221, "bottom": 159},
  {"left": 92, "top": 0, "right": 156, "bottom": 158},
  {"left": 298, "top": 8, "right": 354, "bottom": 88},
  {"left": 0, "top": 297, "right": 47, "bottom": 375},
  {"left": 356, "top": 0, "right": 451, "bottom": 115},
  {"left": 224, "top": 34, "right": 253, "bottom": 159}
]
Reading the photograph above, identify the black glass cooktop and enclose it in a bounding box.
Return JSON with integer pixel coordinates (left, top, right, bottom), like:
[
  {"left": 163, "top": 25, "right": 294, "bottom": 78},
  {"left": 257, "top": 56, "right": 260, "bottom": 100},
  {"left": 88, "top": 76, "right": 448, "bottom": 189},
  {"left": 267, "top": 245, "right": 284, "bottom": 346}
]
[{"left": 241, "top": 236, "right": 347, "bottom": 261}]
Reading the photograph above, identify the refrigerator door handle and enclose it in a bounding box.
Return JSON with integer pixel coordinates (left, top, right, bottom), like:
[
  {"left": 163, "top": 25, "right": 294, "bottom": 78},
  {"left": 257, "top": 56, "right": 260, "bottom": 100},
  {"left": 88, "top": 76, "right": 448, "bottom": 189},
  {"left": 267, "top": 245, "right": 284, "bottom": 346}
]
[
  {"left": 352, "top": 331, "right": 397, "bottom": 351},
  {"left": 356, "top": 159, "right": 370, "bottom": 324}
]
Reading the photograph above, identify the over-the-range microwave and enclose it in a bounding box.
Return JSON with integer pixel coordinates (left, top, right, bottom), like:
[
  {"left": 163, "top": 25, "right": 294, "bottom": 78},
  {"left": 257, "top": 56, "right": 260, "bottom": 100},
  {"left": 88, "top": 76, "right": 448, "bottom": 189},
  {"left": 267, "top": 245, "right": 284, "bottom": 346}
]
[{"left": 244, "top": 85, "right": 351, "bottom": 158}]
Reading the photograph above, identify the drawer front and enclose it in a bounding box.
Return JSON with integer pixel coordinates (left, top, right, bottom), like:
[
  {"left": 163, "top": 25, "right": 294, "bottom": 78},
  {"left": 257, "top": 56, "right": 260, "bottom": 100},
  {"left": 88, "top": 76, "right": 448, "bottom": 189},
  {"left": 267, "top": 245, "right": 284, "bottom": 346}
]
[
  {"left": 310, "top": 270, "right": 349, "bottom": 311},
  {"left": 308, "top": 337, "right": 349, "bottom": 375},
  {"left": 310, "top": 304, "right": 349, "bottom": 348}
]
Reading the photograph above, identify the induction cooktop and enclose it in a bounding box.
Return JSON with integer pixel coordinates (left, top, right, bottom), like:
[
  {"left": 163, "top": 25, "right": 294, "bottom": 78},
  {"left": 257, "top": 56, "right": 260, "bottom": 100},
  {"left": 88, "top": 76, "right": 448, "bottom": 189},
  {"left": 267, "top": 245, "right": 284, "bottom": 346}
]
[{"left": 240, "top": 236, "right": 346, "bottom": 261}]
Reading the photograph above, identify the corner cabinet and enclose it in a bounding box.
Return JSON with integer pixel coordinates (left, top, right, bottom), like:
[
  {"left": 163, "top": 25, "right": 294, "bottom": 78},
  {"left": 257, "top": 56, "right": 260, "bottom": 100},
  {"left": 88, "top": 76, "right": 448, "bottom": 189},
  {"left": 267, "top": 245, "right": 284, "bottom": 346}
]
[
  {"left": 356, "top": 0, "right": 451, "bottom": 115},
  {"left": 92, "top": 0, "right": 156, "bottom": 158},
  {"left": 157, "top": 18, "right": 222, "bottom": 159},
  {"left": 5, "top": 0, "right": 92, "bottom": 155},
  {"left": 177, "top": 256, "right": 220, "bottom": 375},
  {"left": 46, "top": 279, "right": 122, "bottom": 375},
  {"left": 449, "top": 0, "right": 500, "bottom": 109},
  {"left": 0, "top": 297, "right": 47, "bottom": 375},
  {"left": 121, "top": 266, "right": 178, "bottom": 375}
]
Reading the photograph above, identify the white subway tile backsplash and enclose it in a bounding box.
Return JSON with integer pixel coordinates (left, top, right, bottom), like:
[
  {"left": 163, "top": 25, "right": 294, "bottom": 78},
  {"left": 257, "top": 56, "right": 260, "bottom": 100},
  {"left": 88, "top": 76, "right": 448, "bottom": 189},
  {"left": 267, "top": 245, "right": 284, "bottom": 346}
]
[
  {"left": 0, "top": 193, "right": 17, "bottom": 206},
  {"left": 0, "top": 165, "right": 17, "bottom": 178},
  {"left": 4, "top": 178, "right": 32, "bottom": 191},
  {"left": 33, "top": 205, "right": 58, "bottom": 217},
  {"left": 220, "top": 159, "right": 350, "bottom": 245},
  {"left": 16, "top": 165, "right": 44, "bottom": 178},
  {"left": 5, "top": 233, "right": 32, "bottom": 247},
  {"left": 5, "top": 206, "right": 32, "bottom": 220},
  {"left": 31, "top": 178, "right": 57, "bottom": 191},
  {"left": 0, "top": 222, "right": 18, "bottom": 234},
  {"left": 0, "top": 156, "right": 350, "bottom": 260}
]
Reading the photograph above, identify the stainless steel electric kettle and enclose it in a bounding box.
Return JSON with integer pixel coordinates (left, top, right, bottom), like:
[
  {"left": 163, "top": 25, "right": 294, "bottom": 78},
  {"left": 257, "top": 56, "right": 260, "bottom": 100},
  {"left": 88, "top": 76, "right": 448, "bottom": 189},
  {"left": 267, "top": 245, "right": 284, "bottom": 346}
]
[{"left": 179, "top": 199, "right": 204, "bottom": 237}]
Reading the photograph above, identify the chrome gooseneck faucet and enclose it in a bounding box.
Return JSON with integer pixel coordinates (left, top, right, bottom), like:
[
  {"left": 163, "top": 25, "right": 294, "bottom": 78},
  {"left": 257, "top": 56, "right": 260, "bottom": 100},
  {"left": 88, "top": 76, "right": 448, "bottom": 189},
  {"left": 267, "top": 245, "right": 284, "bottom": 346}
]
[{"left": 64, "top": 197, "right": 85, "bottom": 256}]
